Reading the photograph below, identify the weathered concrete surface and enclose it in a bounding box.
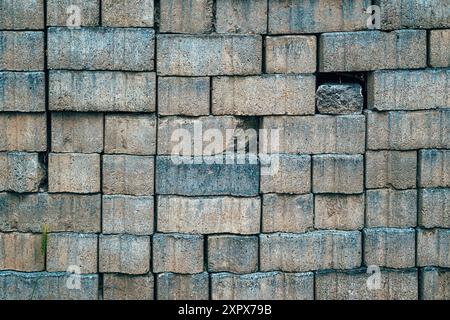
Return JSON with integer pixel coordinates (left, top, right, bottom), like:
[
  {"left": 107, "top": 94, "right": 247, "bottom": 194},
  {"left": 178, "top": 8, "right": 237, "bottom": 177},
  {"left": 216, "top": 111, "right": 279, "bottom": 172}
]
[
  {"left": 103, "top": 155, "right": 154, "bottom": 196},
  {"left": 374, "top": 0, "right": 450, "bottom": 30},
  {"left": 48, "top": 153, "right": 100, "bottom": 194},
  {"left": 0, "top": 72, "right": 45, "bottom": 112},
  {"left": 157, "top": 35, "right": 262, "bottom": 76},
  {"left": 105, "top": 114, "right": 156, "bottom": 155},
  {"left": 49, "top": 71, "right": 156, "bottom": 112},
  {"left": 153, "top": 233, "right": 204, "bottom": 274},
  {"left": 0, "top": 113, "right": 47, "bottom": 152},
  {"left": 212, "top": 272, "right": 314, "bottom": 300},
  {"left": 366, "top": 189, "right": 417, "bottom": 228},
  {"left": 52, "top": 113, "right": 104, "bottom": 153},
  {"left": 102, "top": 195, "right": 154, "bottom": 236},
  {"left": 265, "top": 36, "right": 316, "bottom": 74},
  {"left": 99, "top": 234, "right": 151, "bottom": 275},
  {"left": 208, "top": 235, "right": 258, "bottom": 273},
  {"left": 0, "top": 31, "right": 44, "bottom": 70},
  {"left": 0, "top": 0, "right": 44, "bottom": 29},
  {"left": 0, "top": 193, "right": 101, "bottom": 233},
  {"left": 0, "top": 152, "right": 45, "bottom": 193},
  {"left": 158, "top": 196, "right": 260, "bottom": 234},
  {"left": 103, "top": 274, "right": 154, "bottom": 300},
  {"left": 102, "top": 0, "right": 154, "bottom": 27},
  {"left": 0, "top": 233, "right": 45, "bottom": 272},
  {"left": 260, "top": 231, "right": 361, "bottom": 272},
  {"left": 316, "top": 268, "right": 418, "bottom": 300},
  {"left": 216, "top": 0, "right": 267, "bottom": 34},
  {"left": 368, "top": 69, "right": 450, "bottom": 111},
  {"left": 363, "top": 228, "right": 416, "bottom": 268},
  {"left": 261, "top": 115, "right": 366, "bottom": 154},
  {"left": 268, "top": 0, "right": 370, "bottom": 34},
  {"left": 158, "top": 77, "right": 210, "bottom": 116},
  {"left": 0, "top": 272, "right": 99, "bottom": 300},
  {"left": 262, "top": 194, "right": 313, "bottom": 233},
  {"left": 157, "top": 272, "right": 209, "bottom": 300},
  {"left": 47, "top": 0, "right": 99, "bottom": 27},
  {"left": 48, "top": 28, "right": 155, "bottom": 71},
  {"left": 159, "top": 0, "right": 213, "bottom": 33},
  {"left": 316, "top": 83, "right": 363, "bottom": 114},
  {"left": 212, "top": 75, "right": 315, "bottom": 115},
  {"left": 46, "top": 233, "right": 98, "bottom": 274},
  {"left": 367, "top": 110, "right": 450, "bottom": 150},
  {"left": 421, "top": 267, "right": 450, "bottom": 300},
  {"left": 319, "top": 30, "right": 427, "bottom": 72},
  {"left": 419, "top": 188, "right": 450, "bottom": 229},
  {"left": 156, "top": 156, "right": 259, "bottom": 196}
]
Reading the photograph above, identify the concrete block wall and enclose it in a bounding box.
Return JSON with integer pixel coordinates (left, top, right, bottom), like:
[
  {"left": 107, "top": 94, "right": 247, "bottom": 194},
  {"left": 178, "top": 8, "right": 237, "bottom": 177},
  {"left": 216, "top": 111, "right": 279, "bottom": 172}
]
[{"left": 0, "top": 0, "right": 449, "bottom": 300}]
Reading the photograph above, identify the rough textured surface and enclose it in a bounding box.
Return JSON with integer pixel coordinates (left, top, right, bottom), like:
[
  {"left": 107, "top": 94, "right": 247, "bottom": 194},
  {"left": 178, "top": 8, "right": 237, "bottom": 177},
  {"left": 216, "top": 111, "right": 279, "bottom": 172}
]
[
  {"left": 46, "top": 233, "right": 98, "bottom": 274},
  {"left": 0, "top": 272, "right": 99, "bottom": 300},
  {"left": 156, "top": 156, "right": 259, "bottom": 196},
  {"left": 363, "top": 228, "right": 416, "bottom": 268},
  {"left": 260, "top": 231, "right": 361, "bottom": 272},
  {"left": 262, "top": 194, "right": 314, "bottom": 233},
  {"left": 153, "top": 233, "right": 204, "bottom": 274},
  {"left": 48, "top": 28, "right": 155, "bottom": 71},
  {"left": 265, "top": 36, "right": 316, "bottom": 74},
  {"left": 103, "top": 274, "right": 154, "bottom": 300},
  {"left": 0, "top": 193, "right": 101, "bottom": 233},
  {"left": 366, "top": 151, "right": 417, "bottom": 189},
  {"left": 421, "top": 267, "right": 450, "bottom": 300},
  {"left": 429, "top": 30, "right": 450, "bottom": 68},
  {"left": 314, "top": 194, "right": 364, "bottom": 230},
  {"left": 367, "top": 110, "right": 450, "bottom": 150},
  {"left": 268, "top": 0, "right": 370, "bottom": 34},
  {"left": 366, "top": 189, "right": 417, "bottom": 228},
  {"left": 48, "top": 153, "right": 100, "bottom": 193},
  {"left": 212, "top": 75, "right": 316, "bottom": 115},
  {"left": 47, "top": 0, "right": 99, "bottom": 27},
  {"left": 102, "top": 0, "right": 154, "bottom": 27},
  {"left": 216, "top": 0, "right": 267, "bottom": 34},
  {"left": 159, "top": 0, "right": 213, "bottom": 33},
  {"left": 0, "top": 152, "right": 45, "bottom": 193},
  {"left": 316, "top": 268, "right": 418, "bottom": 300},
  {"left": 157, "top": 196, "right": 260, "bottom": 234},
  {"left": 208, "top": 235, "right": 258, "bottom": 273},
  {"left": 157, "top": 272, "right": 209, "bottom": 300},
  {"left": 102, "top": 195, "right": 154, "bottom": 235},
  {"left": 261, "top": 155, "right": 311, "bottom": 194},
  {"left": 103, "top": 155, "right": 154, "bottom": 196},
  {"left": 157, "top": 35, "right": 261, "bottom": 76},
  {"left": 419, "top": 188, "right": 450, "bottom": 229},
  {"left": 316, "top": 83, "right": 363, "bottom": 114},
  {"left": 49, "top": 71, "right": 156, "bottom": 112},
  {"left": 368, "top": 69, "right": 450, "bottom": 111},
  {"left": 105, "top": 114, "right": 156, "bottom": 155},
  {"left": 0, "top": 233, "right": 45, "bottom": 272},
  {"left": 0, "top": 0, "right": 44, "bottom": 29},
  {"left": 0, "top": 72, "right": 45, "bottom": 112},
  {"left": 0, "top": 32, "right": 45, "bottom": 71},
  {"left": 99, "top": 234, "right": 151, "bottom": 275},
  {"left": 319, "top": 30, "right": 427, "bottom": 72},
  {"left": 262, "top": 115, "right": 366, "bottom": 154},
  {"left": 417, "top": 229, "right": 450, "bottom": 268},
  {"left": 212, "top": 272, "right": 314, "bottom": 300},
  {"left": 0, "top": 113, "right": 47, "bottom": 152},
  {"left": 158, "top": 77, "right": 210, "bottom": 116},
  {"left": 51, "top": 113, "right": 104, "bottom": 153},
  {"left": 1, "top": 0, "right": 449, "bottom": 301},
  {"left": 312, "top": 154, "right": 364, "bottom": 194}
]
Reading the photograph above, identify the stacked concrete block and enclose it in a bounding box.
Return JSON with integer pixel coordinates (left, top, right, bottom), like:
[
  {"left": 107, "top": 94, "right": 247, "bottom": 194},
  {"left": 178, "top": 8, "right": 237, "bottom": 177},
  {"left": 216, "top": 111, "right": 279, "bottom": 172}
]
[{"left": 1, "top": 0, "right": 449, "bottom": 301}]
